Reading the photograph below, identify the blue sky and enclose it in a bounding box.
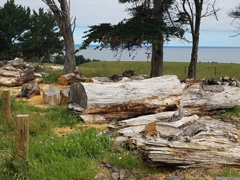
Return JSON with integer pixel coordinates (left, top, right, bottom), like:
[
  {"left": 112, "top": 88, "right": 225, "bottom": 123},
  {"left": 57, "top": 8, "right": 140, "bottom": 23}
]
[{"left": 1, "top": 0, "right": 240, "bottom": 47}]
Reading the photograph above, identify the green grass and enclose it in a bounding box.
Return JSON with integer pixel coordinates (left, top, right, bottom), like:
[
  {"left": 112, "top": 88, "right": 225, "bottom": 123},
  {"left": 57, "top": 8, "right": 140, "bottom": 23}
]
[
  {"left": 79, "top": 61, "right": 240, "bottom": 80},
  {"left": 43, "top": 70, "right": 63, "bottom": 84},
  {"left": 0, "top": 98, "right": 114, "bottom": 180},
  {"left": 217, "top": 106, "right": 240, "bottom": 119},
  {"left": 0, "top": 97, "right": 155, "bottom": 180},
  {"left": 220, "top": 167, "right": 240, "bottom": 178}
]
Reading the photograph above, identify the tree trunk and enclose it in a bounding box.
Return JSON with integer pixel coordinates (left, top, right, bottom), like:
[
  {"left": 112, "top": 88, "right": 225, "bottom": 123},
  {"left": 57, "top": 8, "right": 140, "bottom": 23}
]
[
  {"left": 188, "top": 35, "right": 199, "bottom": 78},
  {"left": 62, "top": 28, "right": 76, "bottom": 74},
  {"left": 43, "top": 0, "right": 76, "bottom": 74},
  {"left": 187, "top": 1, "right": 202, "bottom": 79},
  {"left": 150, "top": 0, "right": 164, "bottom": 78},
  {"left": 150, "top": 42, "right": 163, "bottom": 77}
]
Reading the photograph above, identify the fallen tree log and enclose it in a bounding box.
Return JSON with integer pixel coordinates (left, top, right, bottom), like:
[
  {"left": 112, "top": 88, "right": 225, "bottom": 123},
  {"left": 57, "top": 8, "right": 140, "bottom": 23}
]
[
  {"left": 181, "top": 82, "right": 240, "bottom": 115},
  {"left": 0, "top": 57, "right": 42, "bottom": 86},
  {"left": 76, "top": 75, "right": 185, "bottom": 122},
  {"left": 112, "top": 112, "right": 240, "bottom": 169},
  {"left": 58, "top": 73, "right": 76, "bottom": 85},
  {"left": 140, "top": 119, "right": 240, "bottom": 168},
  {"left": 17, "top": 83, "right": 40, "bottom": 98}
]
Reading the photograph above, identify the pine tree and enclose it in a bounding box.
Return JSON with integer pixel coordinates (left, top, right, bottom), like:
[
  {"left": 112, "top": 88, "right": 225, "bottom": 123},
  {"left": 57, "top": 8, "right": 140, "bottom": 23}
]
[
  {"left": 0, "top": 0, "right": 30, "bottom": 60},
  {"left": 82, "top": 0, "right": 184, "bottom": 77}
]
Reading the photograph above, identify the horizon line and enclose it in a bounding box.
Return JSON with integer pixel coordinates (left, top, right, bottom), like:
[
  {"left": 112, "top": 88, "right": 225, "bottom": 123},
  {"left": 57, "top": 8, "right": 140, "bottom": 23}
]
[{"left": 75, "top": 44, "right": 240, "bottom": 49}]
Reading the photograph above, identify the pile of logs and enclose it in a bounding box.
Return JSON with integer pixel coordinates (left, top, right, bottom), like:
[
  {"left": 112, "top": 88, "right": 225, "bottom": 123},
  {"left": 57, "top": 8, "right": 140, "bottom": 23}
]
[
  {"left": 0, "top": 57, "right": 43, "bottom": 86},
  {"left": 111, "top": 110, "right": 240, "bottom": 168}
]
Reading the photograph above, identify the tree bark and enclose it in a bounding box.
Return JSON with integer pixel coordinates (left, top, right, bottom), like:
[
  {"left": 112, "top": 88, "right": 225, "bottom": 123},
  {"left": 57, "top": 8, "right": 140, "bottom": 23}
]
[
  {"left": 150, "top": 0, "right": 164, "bottom": 78},
  {"left": 43, "top": 0, "right": 76, "bottom": 74},
  {"left": 188, "top": 35, "right": 199, "bottom": 78},
  {"left": 187, "top": 0, "right": 203, "bottom": 79},
  {"left": 62, "top": 25, "right": 76, "bottom": 74},
  {"left": 151, "top": 42, "right": 163, "bottom": 77}
]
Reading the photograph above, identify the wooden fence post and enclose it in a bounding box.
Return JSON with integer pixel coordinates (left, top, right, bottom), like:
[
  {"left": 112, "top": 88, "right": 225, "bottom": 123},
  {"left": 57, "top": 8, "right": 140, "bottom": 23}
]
[
  {"left": 15, "top": 115, "right": 29, "bottom": 161},
  {"left": 2, "top": 89, "right": 11, "bottom": 123}
]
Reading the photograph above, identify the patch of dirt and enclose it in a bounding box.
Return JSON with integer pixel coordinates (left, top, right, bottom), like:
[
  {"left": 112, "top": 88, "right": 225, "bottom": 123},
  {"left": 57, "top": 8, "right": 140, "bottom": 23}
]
[
  {"left": 55, "top": 123, "right": 110, "bottom": 136},
  {"left": 24, "top": 83, "right": 70, "bottom": 108},
  {"left": 1, "top": 83, "right": 70, "bottom": 108}
]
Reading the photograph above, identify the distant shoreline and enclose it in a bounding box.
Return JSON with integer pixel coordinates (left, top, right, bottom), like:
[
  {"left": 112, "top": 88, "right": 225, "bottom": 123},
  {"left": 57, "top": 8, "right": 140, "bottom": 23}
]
[{"left": 75, "top": 44, "right": 240, "bottom": 49}]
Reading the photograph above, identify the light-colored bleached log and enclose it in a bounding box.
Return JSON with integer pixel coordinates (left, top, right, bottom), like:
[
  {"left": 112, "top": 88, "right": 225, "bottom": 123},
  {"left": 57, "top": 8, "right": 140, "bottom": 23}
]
[
  {"left": 182, "top": 83, "right": 240, "bottom": 115},
  {"left": 139, "top": 119, "right": 240, "bottom": 168},
  {"left": 0, "top": 58, "right": 41, "bottom": 86},
  {"left": 80, "top": 75, "right": 185, "bottom": 122},
  {"left": 42, "top": 86, "right": 61, "bottom": 106}
]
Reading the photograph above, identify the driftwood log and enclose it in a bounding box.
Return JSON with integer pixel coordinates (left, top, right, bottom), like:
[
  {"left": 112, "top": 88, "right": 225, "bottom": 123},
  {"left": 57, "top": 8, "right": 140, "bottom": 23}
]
[
  {"left": 111, "top": 112, "right": 240, "bottom": 169},
  {"left": 17, "top": 83, "right": 40, "bottom": 98},
  {"left": 140, "top": 119, "right": 240, "bottom": 168},
  {"left": 182, "top": 82, "right": 240, "bottom": 115},
  {"left": 58, "top": 73, "right": 76, "bottom": 85},
  {"left": 77, "top": 75, "right": 185, "bottom": 122},
  {"left": 0, "top": 58, "right": 43, "bottom": 86}
]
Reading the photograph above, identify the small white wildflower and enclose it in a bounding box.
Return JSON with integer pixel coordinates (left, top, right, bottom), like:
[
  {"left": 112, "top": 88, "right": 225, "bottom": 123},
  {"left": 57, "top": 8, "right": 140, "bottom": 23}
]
[
  {"left": 119, "top": 157, "right": 122, "bottom": 160},
  {"left": 39, "top": 141, "right": 42, "bottom": 144},
  {"left": 51, "top": 137, "right": 54, "bottom": 139},
  {"left": 51, "top": 143, "right": 54, "bottom": 145}
]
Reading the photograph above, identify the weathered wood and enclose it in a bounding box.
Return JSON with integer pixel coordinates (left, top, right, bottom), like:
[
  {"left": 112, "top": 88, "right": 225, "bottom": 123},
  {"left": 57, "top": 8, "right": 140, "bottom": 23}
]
[
  {"left": 17, "top": 83, "right": 41, "bottom": 98},
  {"left": 0, "top": 58, "right": 41, "bottom": 86},
  {"left": 58, "top": 73, "right": 76, "bottom": 85},
  {"left": 68, "top": 83, "right": 87, "bottom": 112},
  {"left": 15, "top": 115, "right": 29, "bottom": 161},
  {"left": 181, "top": 82, "right": 240, "bottom": 115},
  {"left": 117, "top": 113, "right": 197, "bottom": 138},
  {"left": 60, "top": 88, "right": 70, "bottom": 105},
  {"left": 42, "top": 86, "right": 61, "bottom": 105},
  {"left": 112, "top": 111, "right": 240, "bottom": 168},
  {"left": 139, "top": 119, "right": 240, "bottom": 168},
  {"left": 2, "top": 89, "right": 11, "bottom": 123},
  {"left": 79, "top": 75, "right": 184, "bottom": 122}
]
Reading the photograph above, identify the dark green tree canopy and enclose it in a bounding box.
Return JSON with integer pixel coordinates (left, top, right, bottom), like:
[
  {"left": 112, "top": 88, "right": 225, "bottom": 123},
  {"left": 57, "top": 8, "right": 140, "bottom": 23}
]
[
  {"left": 81, "top": 0, "right": 184, "bottom": 51},
  {"left": 19, "top": 8, "right": 64, "bottom": 62},
  {"left": 0, "top": 0, "right": 30, "bottom": 59},
  {"left": 0, "top": 0, "right": 64, "bottom": 62}
]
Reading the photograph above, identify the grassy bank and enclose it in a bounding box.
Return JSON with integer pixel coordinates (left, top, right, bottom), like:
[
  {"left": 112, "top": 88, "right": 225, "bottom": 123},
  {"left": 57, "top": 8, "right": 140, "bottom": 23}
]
[
  {"left": 79, "top": 61, "right": 240, "bottom": 80},
  {"left": 0, "top": 98, "right": 152, "bottom": 180}
]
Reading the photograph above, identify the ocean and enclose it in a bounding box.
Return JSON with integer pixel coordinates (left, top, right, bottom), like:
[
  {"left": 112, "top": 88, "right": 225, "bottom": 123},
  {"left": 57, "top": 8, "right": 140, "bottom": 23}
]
[{"left": 75, "top": 45, "right": 240, "bottom": 63}]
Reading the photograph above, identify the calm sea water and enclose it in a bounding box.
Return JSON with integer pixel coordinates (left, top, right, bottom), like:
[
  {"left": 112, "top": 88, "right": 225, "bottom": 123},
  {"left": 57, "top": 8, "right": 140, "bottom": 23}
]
[{"left": 76, "top": 46, "right": 240, "bottom": 63}]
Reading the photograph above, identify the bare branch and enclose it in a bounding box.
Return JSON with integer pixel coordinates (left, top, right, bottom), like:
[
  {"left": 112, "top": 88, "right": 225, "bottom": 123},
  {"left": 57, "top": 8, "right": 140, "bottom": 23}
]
[{"left": 72, "top": 16, "right": 76, "bottom": 33}]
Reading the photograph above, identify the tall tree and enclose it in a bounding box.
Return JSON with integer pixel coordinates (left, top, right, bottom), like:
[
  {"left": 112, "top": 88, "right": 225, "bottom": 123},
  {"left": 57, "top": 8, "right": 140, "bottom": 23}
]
[
  {"left": 19, "top": 8, "right": 64, "bottom": 63},
  {"left": 0, "top": 0, "right": 30, "bottom": 60},
  {"left": 178, "top": 0, "right": 219, "bottom": 78},
  {"left": 42, "top": 0, "right": 76, "bottom": 74},
  {"left": 82, "top": 0, "right": 184, "bottom": 77}
]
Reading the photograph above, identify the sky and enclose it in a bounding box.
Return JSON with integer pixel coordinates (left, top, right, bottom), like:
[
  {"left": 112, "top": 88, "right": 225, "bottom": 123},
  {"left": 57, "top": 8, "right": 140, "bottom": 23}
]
[{"left": 1, "top": 0, "right": 240, "bottom": 47}]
